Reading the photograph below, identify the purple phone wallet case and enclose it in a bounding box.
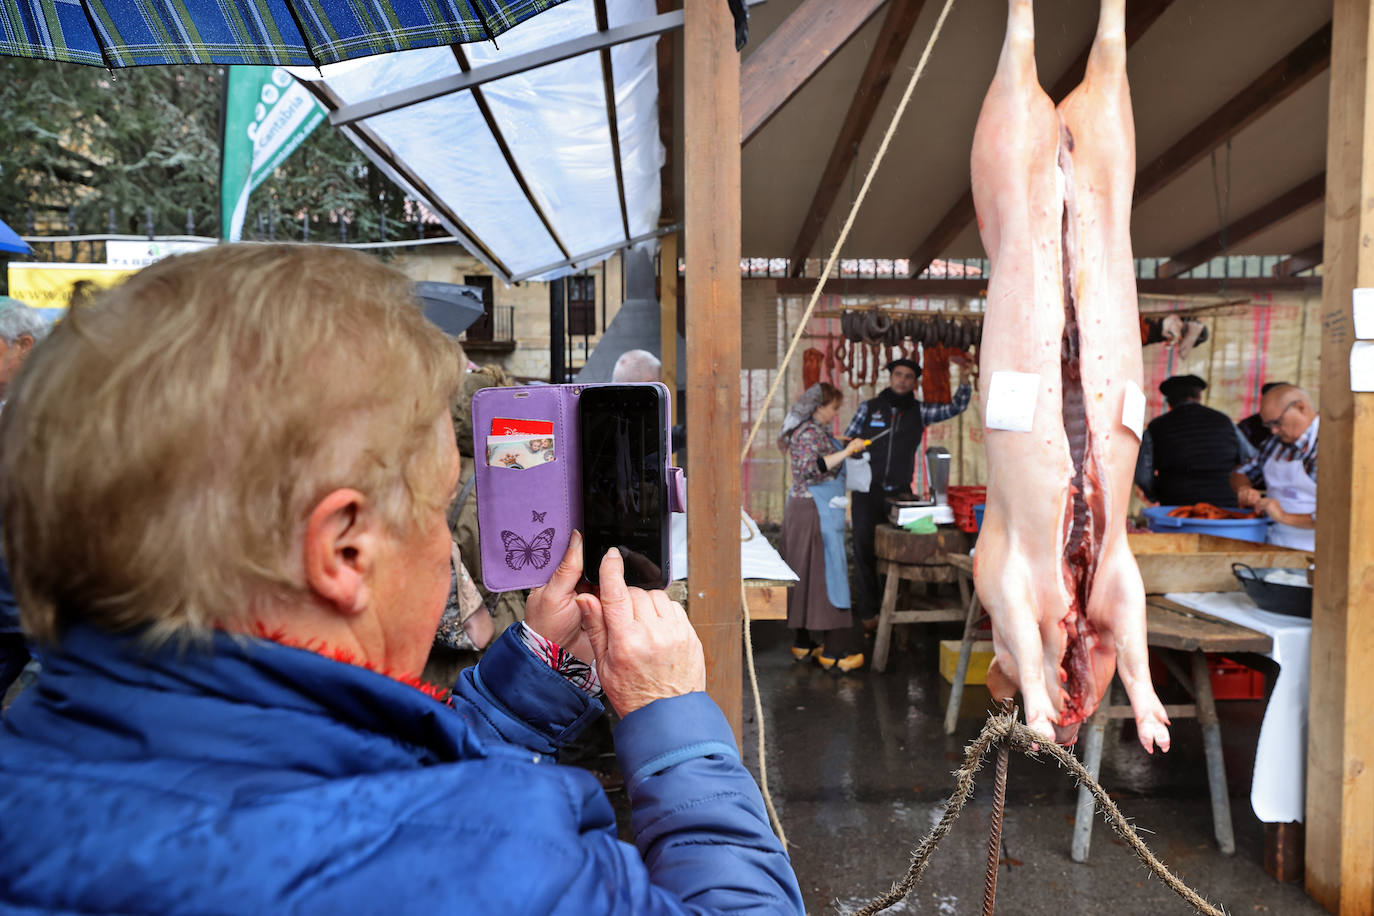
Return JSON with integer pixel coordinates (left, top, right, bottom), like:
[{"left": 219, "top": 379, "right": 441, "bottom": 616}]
[{"left": 471, "top": 382, "right": 684, "bottom": 592}]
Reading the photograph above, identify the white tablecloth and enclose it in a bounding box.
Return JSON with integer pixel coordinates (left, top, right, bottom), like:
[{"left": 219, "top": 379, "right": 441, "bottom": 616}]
[
  {"left": 1165, "top": 591, "right": 1311, "bottom": 823},
  {"left": 670, "top": 511, "right": 798, "bottom": 583}
]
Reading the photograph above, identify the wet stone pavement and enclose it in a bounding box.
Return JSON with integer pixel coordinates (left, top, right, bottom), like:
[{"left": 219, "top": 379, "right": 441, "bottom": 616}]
[{"left": 739, "top": 619, "right": 1325, "bottom": 916}]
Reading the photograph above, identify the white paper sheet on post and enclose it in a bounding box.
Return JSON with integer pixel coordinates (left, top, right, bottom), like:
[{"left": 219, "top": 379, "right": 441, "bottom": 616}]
[
  {"left": 984, "top": 371, "right": 1040, "bottom": 433},
  {"left": 1122, "top": 380, "right": 1147, "bottom": 440},
  {"left": 1351, "top": 341, "right": 1374, "bottom": 392},
  {"left": 1353, "top": 288, "right": 1374, "bottom": 339}
]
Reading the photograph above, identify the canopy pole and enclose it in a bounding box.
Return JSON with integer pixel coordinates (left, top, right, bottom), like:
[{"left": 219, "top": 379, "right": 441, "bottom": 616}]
[
  {"left": 1307, "top": 0, "right": 1374, "bottom": 910},
  {"left": 661, "top": 229, "right": 680, "bottom": 433},
  {"left": 684, "top": 0, "right": 742, "bottom": 743}
]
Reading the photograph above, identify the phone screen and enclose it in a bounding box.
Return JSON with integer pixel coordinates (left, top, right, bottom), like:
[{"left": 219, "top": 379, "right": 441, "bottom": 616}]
[{"left": 579, "top": 384, "right": 669, "bottom": 589}]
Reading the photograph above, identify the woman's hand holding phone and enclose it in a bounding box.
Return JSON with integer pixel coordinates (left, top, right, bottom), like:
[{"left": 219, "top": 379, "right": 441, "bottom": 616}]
[{"left": 524, "top": 531, "right": 595, "bottom": 664}]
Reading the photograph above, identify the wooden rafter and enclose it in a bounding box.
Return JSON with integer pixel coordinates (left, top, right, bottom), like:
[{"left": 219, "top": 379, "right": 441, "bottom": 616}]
[
  {"left": 1134, "top": 22, "right": 1332, "bottom": 204},
  {"left": 594, "top": 0, "right": 632, "bottom": 241},
  {"left": 908, "top": 0, "right": 1176, "bottom": 274},
  {"left": 451, "top": 46, "right": 572, "bottom": 260},
  {"left": 1273, "top": 241, "right": 1323, "bottom": 276},
  {"left": 785, "top": 0, "right": 927, "bottom": 278},
  {"left": 1158, "top": 173, "right": 1326, "bottom": 278},
  {"left": 740, "top": 0, "right": 886, "bottom": 144},
  {"left": 656, "top": 0, "right": 677, "bottom": 223}
]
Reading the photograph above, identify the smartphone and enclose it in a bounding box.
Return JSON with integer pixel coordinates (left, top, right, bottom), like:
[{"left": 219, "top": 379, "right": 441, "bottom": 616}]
[{"left": 578, "top": 384, "right": 670, "bottom": 589}]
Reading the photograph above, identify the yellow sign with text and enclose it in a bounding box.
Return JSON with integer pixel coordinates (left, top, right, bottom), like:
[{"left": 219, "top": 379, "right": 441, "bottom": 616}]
[{"left": 6, "top": 263, "right": 134, "bottom": 314}]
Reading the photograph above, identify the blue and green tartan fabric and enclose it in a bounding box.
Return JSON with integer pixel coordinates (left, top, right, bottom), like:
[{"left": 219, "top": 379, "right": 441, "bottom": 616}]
[{"left": 0, "top": 0, "right": 573, "bottom": 68}]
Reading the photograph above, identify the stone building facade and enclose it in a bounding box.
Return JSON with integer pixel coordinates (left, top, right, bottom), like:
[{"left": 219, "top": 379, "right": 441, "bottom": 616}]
[{"left": 390, "top": 245, "right": 628, "bottom": 381}]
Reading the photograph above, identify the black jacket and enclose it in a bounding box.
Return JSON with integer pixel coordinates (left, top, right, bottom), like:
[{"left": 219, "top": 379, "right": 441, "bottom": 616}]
[
  {"left": 1144, "top": 401, "right": 1247, "bottom": 506},
  {"left": 851, "top": 389, "right": 925, "bottom": 494}
]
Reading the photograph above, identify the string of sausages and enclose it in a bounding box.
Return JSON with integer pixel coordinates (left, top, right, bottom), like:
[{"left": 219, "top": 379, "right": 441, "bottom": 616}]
[{"left": 832, "top": 310, "right": 982, "bottom": 399}]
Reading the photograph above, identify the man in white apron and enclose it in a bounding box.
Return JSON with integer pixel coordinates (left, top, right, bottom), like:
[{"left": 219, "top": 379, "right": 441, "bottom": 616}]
[{"left": 1230, "top": 384, "right": 1319, "bottom": 551}]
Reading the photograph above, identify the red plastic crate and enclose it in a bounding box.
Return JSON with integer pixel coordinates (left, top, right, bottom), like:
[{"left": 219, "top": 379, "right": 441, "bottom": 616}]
[
  {"left": 947, "top": 485, "right": 987, "bottom": 533},
  {"left": 1208, "top": 655, "right": 1265, "bottom": 700},
  {"left": 1148, "top": 651, "right": 1264, "bottom": 699}
]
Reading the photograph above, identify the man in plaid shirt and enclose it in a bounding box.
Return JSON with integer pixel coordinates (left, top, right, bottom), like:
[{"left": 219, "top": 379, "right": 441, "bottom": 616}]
[
  {"left": 1229, "top": 383, "right": 1319, "bottom": 551},
  {"left": 843, "top": 358, "right": 973, "bottom": 632}
]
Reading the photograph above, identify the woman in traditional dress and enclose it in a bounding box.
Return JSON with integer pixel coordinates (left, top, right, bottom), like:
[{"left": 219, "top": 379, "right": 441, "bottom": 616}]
[{"left": 778, "top": 383, "right": 867, "bottom": 671}]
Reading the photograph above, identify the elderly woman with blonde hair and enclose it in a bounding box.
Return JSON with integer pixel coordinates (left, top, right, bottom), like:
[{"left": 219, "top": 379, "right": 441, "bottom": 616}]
[
  {"left": 0, "top": 244, "right": 802, "bottom": 915},
  {"left": 778, "top": 382, "right": 867, "bottom": 671}
]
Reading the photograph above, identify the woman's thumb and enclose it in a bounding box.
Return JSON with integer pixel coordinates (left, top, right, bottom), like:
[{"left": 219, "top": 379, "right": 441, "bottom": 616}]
[{"left": 577, "top": 594, "right": 608, "bottom": 660}]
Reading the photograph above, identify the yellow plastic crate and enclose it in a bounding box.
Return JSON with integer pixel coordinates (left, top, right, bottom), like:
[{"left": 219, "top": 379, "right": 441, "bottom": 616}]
[{"left": 939, "top": 639, "right": 994, "bottom": 685}]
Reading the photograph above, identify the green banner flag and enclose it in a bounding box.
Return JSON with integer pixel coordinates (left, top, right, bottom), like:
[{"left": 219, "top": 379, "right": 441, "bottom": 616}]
[{"left": 220, "top": 67, "right": 326, "bottom": 241}]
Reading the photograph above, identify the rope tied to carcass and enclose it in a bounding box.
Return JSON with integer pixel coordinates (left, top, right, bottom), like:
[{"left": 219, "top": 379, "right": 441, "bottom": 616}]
[{"left": 844, "top": 705, "right": 1228, "bottom": 916}]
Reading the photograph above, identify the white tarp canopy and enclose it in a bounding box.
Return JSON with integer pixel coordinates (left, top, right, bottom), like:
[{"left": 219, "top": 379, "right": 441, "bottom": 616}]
[{"left": 294, "top": 0, "right": 664, "bottom": 283}]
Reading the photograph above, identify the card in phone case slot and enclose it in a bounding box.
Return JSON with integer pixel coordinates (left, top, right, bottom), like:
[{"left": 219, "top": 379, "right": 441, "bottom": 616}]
[{"left": 485, "top": 434, "right": 556, "bottom": 469}]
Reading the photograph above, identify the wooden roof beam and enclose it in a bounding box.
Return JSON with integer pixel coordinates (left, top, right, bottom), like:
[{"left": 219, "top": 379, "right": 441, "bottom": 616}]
[
  {"left": 1274, "top": 240, "right": 1324, "bottom": 276},
  {"left": 786, "top": 0, "right": 927, "bottom": 277},
  {"left": 594, "top": 0, "right": 632, "bottom": 241},
  {"left": 1134, "top": 22, "right": 1332, "bottom": 204},
  {"left": 740, "top": 0, "right": 887, "bottom": 145},
  {"left": 908, "top": 0, "right": 1176, "bottom": 275},
  {"left": 656, "top": 0, "right": 676, "bottom": 223},
  {"left": 1158, "top": 172, "right": 1325, "bottom": 278}
]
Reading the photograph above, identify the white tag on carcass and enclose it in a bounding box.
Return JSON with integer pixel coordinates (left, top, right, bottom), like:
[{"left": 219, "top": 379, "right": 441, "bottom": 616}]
[
  {"left": 984, "top": 371, "right": 1040, "bottom": 432},
  {"left": 1122, "top": 380, "right": 1146, "bottom": 440}
]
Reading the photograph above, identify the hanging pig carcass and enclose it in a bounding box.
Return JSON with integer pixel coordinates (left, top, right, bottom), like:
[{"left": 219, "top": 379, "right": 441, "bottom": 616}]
[{"left": 970, "top": 0, "right": 1170, "bottom": 753}]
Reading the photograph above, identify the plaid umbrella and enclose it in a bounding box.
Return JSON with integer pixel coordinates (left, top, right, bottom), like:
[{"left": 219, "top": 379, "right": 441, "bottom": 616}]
[{"left": 0, "top": 0, "right": 573, "bottom": 68}]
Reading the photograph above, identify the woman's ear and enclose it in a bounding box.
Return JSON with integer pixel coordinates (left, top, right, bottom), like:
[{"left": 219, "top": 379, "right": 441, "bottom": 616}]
[{"left": 302, "top": 488, "right": 373, "bottom": 616}]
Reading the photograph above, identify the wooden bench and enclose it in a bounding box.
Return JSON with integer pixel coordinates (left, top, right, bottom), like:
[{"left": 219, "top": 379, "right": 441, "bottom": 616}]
[
  {"left": 940, "top": 551, "right": 1273, "bottom": 860},
  {"left": 667, "top": 578, "right": 792, "bottom": 621}
]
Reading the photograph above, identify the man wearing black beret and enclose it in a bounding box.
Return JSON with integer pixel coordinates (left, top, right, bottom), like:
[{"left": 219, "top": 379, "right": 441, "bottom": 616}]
[
  {"left": 843, "top": 356, "right": 972, "bottom": 635},
  {"left": 1133, "top": 374, "right": 1255, "bottom": 507}
]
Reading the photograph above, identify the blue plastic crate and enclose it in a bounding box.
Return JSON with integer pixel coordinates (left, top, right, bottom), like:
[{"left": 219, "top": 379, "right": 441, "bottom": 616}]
[{"left": 1141, "top": 505, "right": 1270, "bottom": 544}]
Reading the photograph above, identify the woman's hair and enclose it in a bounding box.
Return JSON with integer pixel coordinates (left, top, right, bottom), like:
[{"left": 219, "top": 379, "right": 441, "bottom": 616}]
[
  {"left": 778, "top": 382, "right": 844, "bottom": 451},
  {"left": 0, "top": 244, "right": 465, "bottom": 644}
]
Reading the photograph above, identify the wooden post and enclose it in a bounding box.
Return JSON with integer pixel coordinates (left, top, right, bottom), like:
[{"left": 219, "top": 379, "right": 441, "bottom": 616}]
[
  {"left": 660, "top": 229, "right": 680, "bottom": 429},
  {"left": 1307, "top": 1, "right": 1374, "bottom": 911},
  {"left": 684, "top": 0, "right": 742, "bottom": 743}
]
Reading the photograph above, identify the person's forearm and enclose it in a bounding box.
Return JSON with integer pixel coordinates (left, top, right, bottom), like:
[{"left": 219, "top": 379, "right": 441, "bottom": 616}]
[
  {"left": 1229, "top": 472, "right": 1253, "bottom": 494},
  {"left": 614, "top": 694, "right": 805, "bottom": 913},
  {"left": 1272, "top": 507, "right": 1316, "bottom": 529},
  {"left": 453, "top": 626, "right": 604, "bottom": 755},
  {"left": 821, "top": 448, "right": 850, "bottom": 471}
]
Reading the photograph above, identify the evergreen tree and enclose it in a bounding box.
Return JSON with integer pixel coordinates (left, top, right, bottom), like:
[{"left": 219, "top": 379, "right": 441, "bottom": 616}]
[{"left": 0, "top": 58, "right": 411, "bottom": 242}]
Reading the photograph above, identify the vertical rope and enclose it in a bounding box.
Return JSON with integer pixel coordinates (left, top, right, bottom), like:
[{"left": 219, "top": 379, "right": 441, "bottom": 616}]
[
  {"left": 741, "top": 581, "right": 787, "bottom": 849},
  {"left": 980, "top": 699, "right": 1013, "bottom": 915}
]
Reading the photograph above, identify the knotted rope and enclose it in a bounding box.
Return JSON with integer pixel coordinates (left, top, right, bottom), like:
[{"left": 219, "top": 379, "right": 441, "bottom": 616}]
[{"left": 843, "top": 707, "right": 1228, "bottom": 916}]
